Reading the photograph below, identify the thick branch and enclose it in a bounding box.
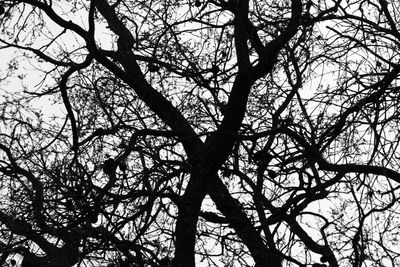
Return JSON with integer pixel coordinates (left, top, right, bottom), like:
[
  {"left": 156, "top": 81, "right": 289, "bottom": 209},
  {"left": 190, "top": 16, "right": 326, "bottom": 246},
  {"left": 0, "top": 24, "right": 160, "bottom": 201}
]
[
  {"left": 93, "top": 0, "right": 202, "bottom": 156},
  {"left": 207, "top": 175, "right": 281, "bottom": 267}
]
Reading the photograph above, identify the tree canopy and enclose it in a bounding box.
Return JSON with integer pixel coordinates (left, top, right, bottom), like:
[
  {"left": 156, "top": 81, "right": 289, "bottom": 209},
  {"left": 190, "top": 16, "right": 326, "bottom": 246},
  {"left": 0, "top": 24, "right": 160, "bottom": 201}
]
[{"left": 1, "top": 0, "right": 400, "bottom": 266}]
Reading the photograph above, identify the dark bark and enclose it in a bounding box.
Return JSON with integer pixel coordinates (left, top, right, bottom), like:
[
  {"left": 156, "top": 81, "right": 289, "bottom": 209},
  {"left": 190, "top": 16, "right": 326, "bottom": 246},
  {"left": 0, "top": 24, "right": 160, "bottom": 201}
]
[
  {"left": 173, "top": 168, "right": 207, "bottom": 267},
  {"left": 207, "top": 175, "right": 282, "bottom": 267},
  {"left": 21, "top": 247, "right": 79, "bottom": 267}
]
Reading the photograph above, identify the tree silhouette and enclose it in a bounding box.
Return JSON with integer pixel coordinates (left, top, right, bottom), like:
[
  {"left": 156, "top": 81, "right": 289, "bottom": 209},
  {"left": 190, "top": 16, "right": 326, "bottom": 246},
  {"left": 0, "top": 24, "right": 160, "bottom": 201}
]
[{"left": 0, "top": 0, "right": 400, "bottom": 266}]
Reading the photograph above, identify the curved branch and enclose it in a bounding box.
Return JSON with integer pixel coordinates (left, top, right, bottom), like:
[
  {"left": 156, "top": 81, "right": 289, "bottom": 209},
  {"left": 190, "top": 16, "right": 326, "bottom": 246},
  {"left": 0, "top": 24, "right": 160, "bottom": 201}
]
[{"left": 59, "top": 55, "right": 93, "bottom": 151}]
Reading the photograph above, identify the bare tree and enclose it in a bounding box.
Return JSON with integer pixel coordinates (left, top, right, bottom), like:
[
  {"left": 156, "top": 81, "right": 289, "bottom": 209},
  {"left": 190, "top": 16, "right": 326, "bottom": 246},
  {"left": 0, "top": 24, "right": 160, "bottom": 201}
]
[{"left": 0, "top": 0, "right": 400, "bottom": 266}]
